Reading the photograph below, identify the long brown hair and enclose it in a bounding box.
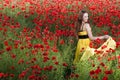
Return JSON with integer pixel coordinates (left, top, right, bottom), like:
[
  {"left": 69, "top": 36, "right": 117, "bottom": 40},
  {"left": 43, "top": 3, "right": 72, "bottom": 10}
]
[{"left": 75, "top": 10, "right": 89, "bottom": 32}]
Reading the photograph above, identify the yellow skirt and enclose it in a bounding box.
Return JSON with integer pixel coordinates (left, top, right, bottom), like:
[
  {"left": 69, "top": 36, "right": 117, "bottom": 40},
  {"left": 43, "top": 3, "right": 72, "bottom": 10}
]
[
  {"left": 73, "top": 37, "right": 116, "bottom": 64},
  {"left": 73, "top": 38, "right": 90, "bottom": 64}
]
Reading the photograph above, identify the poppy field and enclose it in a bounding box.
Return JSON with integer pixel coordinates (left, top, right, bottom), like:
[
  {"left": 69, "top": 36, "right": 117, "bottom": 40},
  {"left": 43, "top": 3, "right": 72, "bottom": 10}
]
[{"left": 0, "top": 0, "right": 120, "bottom": 80}]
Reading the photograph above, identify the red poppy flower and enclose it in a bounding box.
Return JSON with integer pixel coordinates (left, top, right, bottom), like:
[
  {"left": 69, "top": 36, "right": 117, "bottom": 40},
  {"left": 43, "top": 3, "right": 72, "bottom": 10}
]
[
  {"left": 19, "top": 72, "right": 26, "bottom": 78},
  {"left": 104, "top": 70, "right": 113, "bottom": 75},
  {"left": 95, "top": 67, "right": 101, "bottom": 74},
  {"left": 89, "top": 5, "right": 96, "bottom": 10},
  {"left": 10, "top": 53, "right": 16, "bottom": 59},
  {"left": 100, "top": 62, "right": 105, "bottom": 67},
  {"left": 54, "top": 61, "right": 59, "bottom": 65},
  {"left": 60, "top": 39, "right": 65, "bottom": 45},
  {"left": 75, "top": 74, "right": 79, "bottom": 78},
  {"left": 6, "top": 46, "right": 12, "bottom": 51},
  {"left": 4, "top": 40, "right": 9, "bottom": 46},
  {"left": 0, "top": 72, "right": 4, "bottom": 78},
  {"left": 52, "top": 56, "right": 56, "bottom": 60},
  {"left": 102, "top": 76, "right": 108, "bottom": 80},
  {"left": 28, "top": 75, "right": 36, "bottom": 80},
  {"left": 18, "top": 59, "right": 24, "bottom": 64},
  {"left": 10, "top": 74, "right": 14, "bottom": 77},
  {"left": 63, "top": 62, "right": 68, "bottom": 67},
  {"left": 89, "top": 70, "right": 95, "bottom": 76}
]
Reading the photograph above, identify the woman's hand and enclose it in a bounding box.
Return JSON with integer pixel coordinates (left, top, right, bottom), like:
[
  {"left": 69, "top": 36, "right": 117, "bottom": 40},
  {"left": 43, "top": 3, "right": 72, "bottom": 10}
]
[{"left": 104, "top": 35, "right": 110, "bottom": 39}]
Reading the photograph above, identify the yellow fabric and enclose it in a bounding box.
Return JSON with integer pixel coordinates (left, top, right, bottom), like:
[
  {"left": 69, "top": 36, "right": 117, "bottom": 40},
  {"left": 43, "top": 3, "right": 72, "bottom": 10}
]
[
  {"left": 73, "top": 31, "right": 90, "bottom": 64},
  {"left": 97, "top": 36, "right": 116, "bottom": 51},
  {"left": 80, "top": 36, "right": 116, "bottom": 61},
  {"left": 73, "top": 32, "right": 116, "bottom": 64},
  {"left": 80, "top": 46, "right": 95, "bottom": 61},
  {"left": 96, "top": 36, "right": 116, "bottom": 57}
]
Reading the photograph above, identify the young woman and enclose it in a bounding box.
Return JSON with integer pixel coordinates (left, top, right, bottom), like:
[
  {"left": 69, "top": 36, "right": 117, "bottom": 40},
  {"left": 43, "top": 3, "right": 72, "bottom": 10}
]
[{"left": 73, "top": 10, "right": 110, "bottom": 64}]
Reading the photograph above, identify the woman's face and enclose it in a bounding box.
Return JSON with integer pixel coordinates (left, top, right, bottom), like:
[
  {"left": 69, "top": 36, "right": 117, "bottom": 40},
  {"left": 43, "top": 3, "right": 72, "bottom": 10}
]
[{"left": 83, "top": 13, "right": 88, "bottom": 22}]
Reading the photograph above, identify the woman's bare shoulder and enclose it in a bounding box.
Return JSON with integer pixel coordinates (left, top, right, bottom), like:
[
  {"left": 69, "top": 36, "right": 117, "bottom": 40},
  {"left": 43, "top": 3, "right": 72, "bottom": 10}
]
[
  {"left": 85, "top": 23, "right": 90, "bottom": 26},
  {"left": 85, "top": 23, "right": 91, "bottom": 29}
]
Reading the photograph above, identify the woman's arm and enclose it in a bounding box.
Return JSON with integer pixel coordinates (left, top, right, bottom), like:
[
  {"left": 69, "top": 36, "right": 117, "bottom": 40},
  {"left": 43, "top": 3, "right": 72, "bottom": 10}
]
[{"left": 85, "top": 23, "right": 109, "bottom": 40}]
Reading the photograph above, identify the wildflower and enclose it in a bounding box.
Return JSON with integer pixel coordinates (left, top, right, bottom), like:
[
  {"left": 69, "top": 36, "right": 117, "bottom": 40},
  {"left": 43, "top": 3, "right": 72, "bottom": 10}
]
[
  {"left": 102, "top": 76, "right": 108, "bottom": 80},
  {"left": 6, "top": 46, "right": 12, "bottom": 51},
  {"left": 10, "top": 53, "right": 16, "bottom": 59},
  {"left": 89, "top": 70, "right": 95, "bottom": 76},
  {"left": 19, "top": 71, "right": 26, "bottom": 78},
  {"left": 104, "top": 70, "right": 113, "bottom": 75},
  {"left": 54, "top": 61, "right": 59, "bottom": 65},
  {"left": 70, "top": 73, "right": 74, "bottom": 78},
  {"left": 31, "top": 58, "right": 37, "bottom": 63},
  {"left": 52, "top": 47, "right": 58, "bottom": 53},
  {"left": 0, "top": 28, "right": 3, "bottom": 31},
  {"left": 60, "top": 39, "right": 64, "bottom": 45},
  {"left": 101, "top": 45, "right": 107, "bottom": 49},
  {"left": 18, "top": 59, "right": 24, "bottom": 64},
  {"left": 75, "top": 74, "right": 79, "bottom": 78},
  {"left": 28, "top": 75, "right": 36, "bottom": 80},
  {"left": 4, "top": 40, "right": 9, "bottom": 46},
  {"left": 43, "top": 56, "right": 49, "bottom": 62},
  {"left": 48, "top": 65, "right": 53, "bottom": 71},
  {"left": 100, "top": 62, "right": 105, "bottom": 67},
  {"left": 63, "top": 62, "right": 68, "bottom": 67},
  {"left": 34, "top": 44, "right": 44, "bottom": 49},
  {"left": 95, "top": 67, "right": 101, "bottom": 74},
  {"left": 89, "top": 5, "right": 96, "bottom": 10},
  {"left": 10, "top": 74, "right": 14, "bottom": 77},
  {"left": 20, "top": 46, "right": 24, "bottom": 50},
  {"left": 92, "top": 64, "right": 95, "bottom": 67},
  {"left": 0, "top": 72, "right": 4, "bottom": 78},
  {"left": 42, "top": 51, "right": 49, "bottom": 56},
  {"left": 45, "top": 45, "right": 50, "bottom": 50},
  {"left": 52, "top": 56, "right": 56, "bottom": 60}
]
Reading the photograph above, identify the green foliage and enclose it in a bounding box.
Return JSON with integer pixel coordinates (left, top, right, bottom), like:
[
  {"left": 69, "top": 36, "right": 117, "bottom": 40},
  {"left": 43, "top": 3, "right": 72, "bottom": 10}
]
[{"left": 0, "top": 1, "right": 120, "bottom": 80}]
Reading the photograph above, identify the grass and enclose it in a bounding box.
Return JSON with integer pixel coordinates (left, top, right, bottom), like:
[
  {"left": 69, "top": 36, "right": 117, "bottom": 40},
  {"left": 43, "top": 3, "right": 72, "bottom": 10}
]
[{"left": 0, "top": 1, "right": 120, "bottom": 80}]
